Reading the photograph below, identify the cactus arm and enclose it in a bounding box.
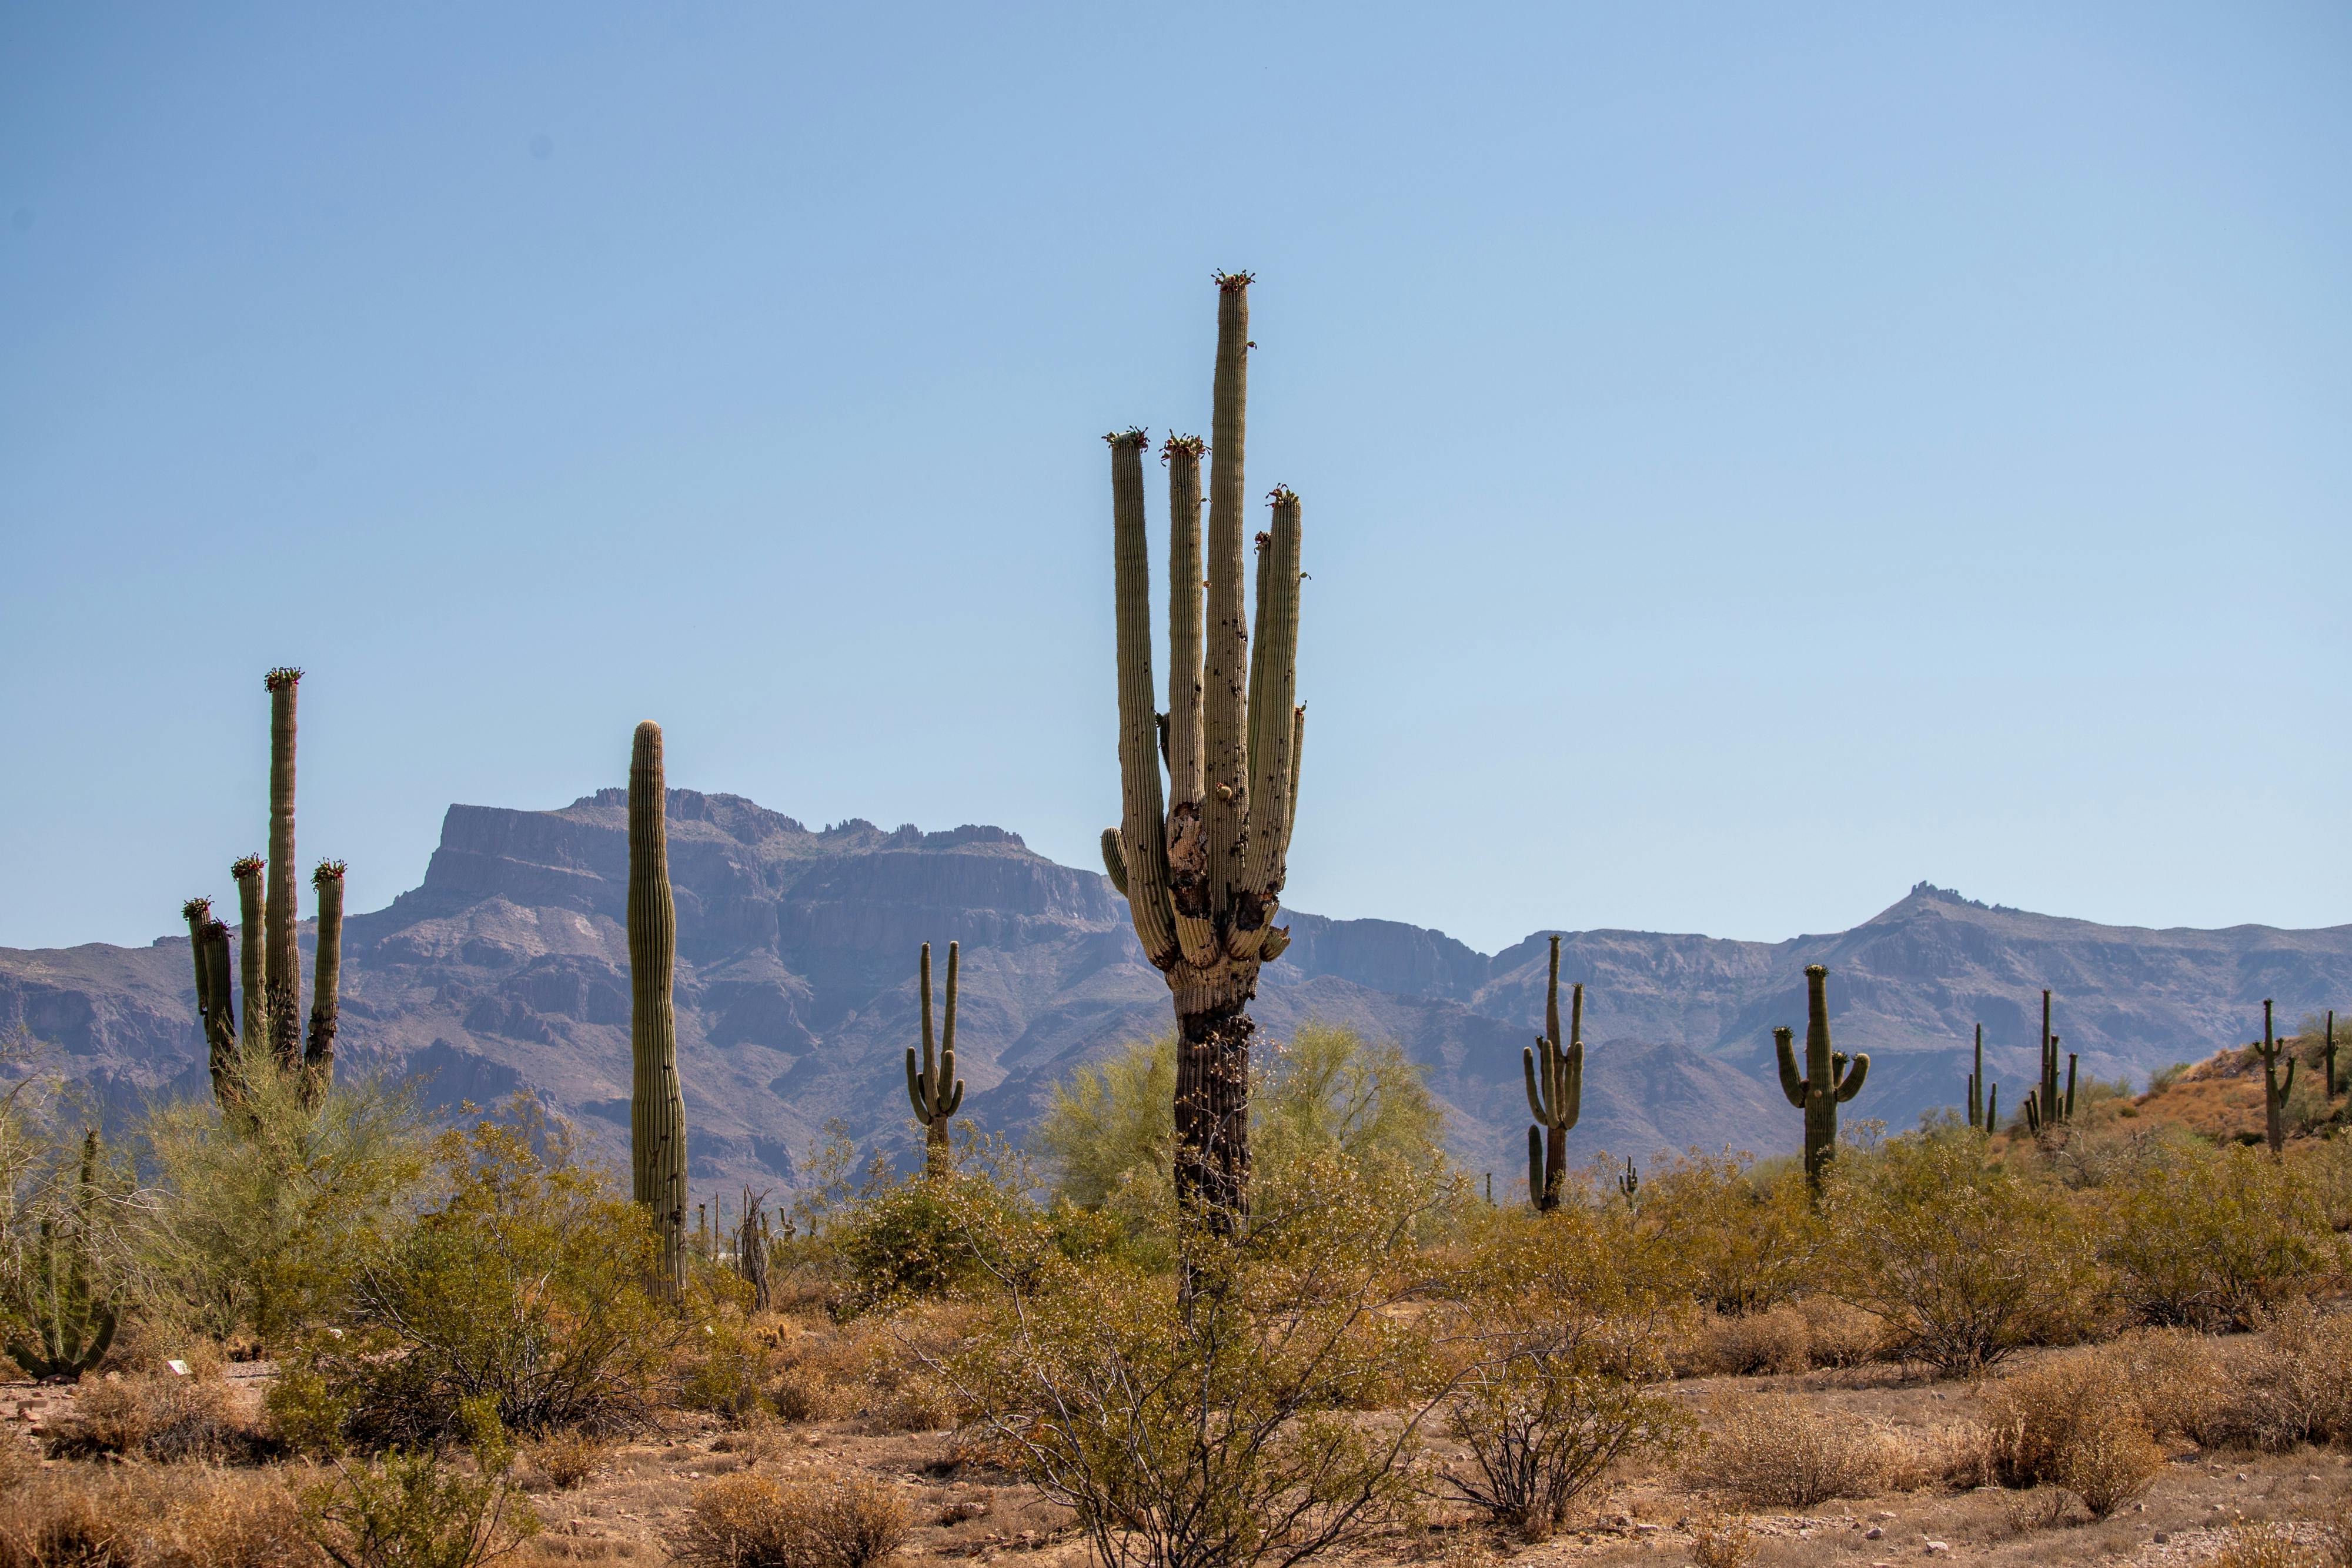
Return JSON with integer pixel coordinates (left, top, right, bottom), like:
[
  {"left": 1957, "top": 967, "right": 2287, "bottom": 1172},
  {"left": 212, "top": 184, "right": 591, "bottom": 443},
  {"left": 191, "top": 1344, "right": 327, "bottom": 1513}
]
[
  {"left": 1283, "top": 703, "right": 1305, "bottom": 855},
  {"left": 1526, "top": 1125, "right": 1543, "bottom": 1208},
  {"left": 939, "top": 941, "right": 963, "bottom": 1115},
  {"left": 182, "top": 898, "right": 213, "bottom": 1020},
  {"left": 1522, "top": 1042, "right": 1549, "bottom": 1122},
  {"left": 905, "top": 1045, "right": 927, "bottom": 1116},
  {"left": 1100, "top": 828, "right": 1129, "bottom": 897},
  {"left": 2281, "top": 1057, "right": 2295, "bottom": 1100},
  {"left": 1835, "top": 1051, "right": 1869, "bottom": 1102},
  {"left": 1562, "top": 1037, "right": 1583, "bottom": 1127},
  {"left": 232, "top": 857, "right": 267, "bottom": 1057},
  {"left": 1162, "top": 436, "right": 1218, "bottom": 968},
  {"left": 1259, "top": 925, "right": 1291, "bottom": 962},
  {"left": 1108, "top": 431, "right": 1182, "bottom": 969},
  {"left": 263, "top": 668, "right": 303, "bottom": 1068},
  {"left": 2063, "top": 1051, "right": 2076, "bottom": 1119},
  {"left": 1986, "top": 1082, "right": 1998, "bottom": 1130},
  {"left": 1234, "top": 487, "right": 1301, "bottom": 954},
  {"left": 1773, "top": 1027, "right": 1805, "bottom": 1108},
  {"left": 303, "top": 860, "right": 345, "bottom": 1101},
  {"left": 1202, "top": 275, "right": 1252, "bottom": 926},
  {"left": 627, "top": 721, "right": 689, "bottom": 1297}
]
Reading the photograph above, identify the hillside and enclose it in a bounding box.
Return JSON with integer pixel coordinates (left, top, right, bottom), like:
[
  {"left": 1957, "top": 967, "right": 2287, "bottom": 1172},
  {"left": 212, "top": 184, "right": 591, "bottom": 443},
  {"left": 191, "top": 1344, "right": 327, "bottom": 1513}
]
[{"left": 4, "top": 788, "right": 2348, "bottom": 1191}]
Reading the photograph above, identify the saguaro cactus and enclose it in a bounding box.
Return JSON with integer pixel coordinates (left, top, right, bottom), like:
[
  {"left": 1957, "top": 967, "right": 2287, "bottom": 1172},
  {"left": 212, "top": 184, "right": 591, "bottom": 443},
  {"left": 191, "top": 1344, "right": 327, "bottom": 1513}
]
[
  {"left": 735, "top": 1186, "right": 772, "bottom": 1313},
  {"left": 1616, "top": 1157, "right": 1640, "bottom": 1202},
  {"left": 231, "top": 855, "right": 268, "bottom": 1057},
  {"left": 2252, "top": 998, "right": 2296, "bottom": 1158},
  {"left": 182, "top": 899, "right": 238, "bottom": 1103},
  {"left": 906, "top": 941, "right": 965, "bottom": 1177},
  {"left": 2019, "top": 988, "right": 2074, "bottom": 1134},
  {"left": 5, "top": 1131, "right": 119, "bottom": 1381},
  {"left": 2326, "top": 1009, "right": 2338, "bottom": 1101},
  {"left": 263, "top": 668, "right": 304, "bottom": 1068},
  {"left": 1099, "top": 272, "right": 1307, "bottom": 1232},
  {"left": 304, "top": 860, "right": 346, "bottom": 1103},
  {"left": 628, "top": 721, "right": 690, "bottom": 1298},
  {"left": 1522, "top": 935, "right": 1583, "bottom": 1212},
  {"left": 1965, "top": 1023, "right": 2000, "bottom": 1134},
  {"left": 1775, "top": 964, "right": 1869, "bottom": 1193}
]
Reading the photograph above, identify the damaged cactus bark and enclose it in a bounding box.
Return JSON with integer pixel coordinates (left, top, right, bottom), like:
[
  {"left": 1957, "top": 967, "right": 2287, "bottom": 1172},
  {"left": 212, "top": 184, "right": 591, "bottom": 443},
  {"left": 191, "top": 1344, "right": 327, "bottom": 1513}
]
[{"left": 1100, "top": 272, "right": 1306, "bottom": 1234}]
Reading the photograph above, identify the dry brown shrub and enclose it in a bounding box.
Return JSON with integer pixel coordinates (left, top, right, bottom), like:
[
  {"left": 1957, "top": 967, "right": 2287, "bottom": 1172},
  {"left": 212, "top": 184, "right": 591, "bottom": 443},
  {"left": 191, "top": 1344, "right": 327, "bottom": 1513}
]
[
  {"left": 2103, "top": 1327, "right": 2227, "bottom": 1439},
  {"left": 530, "top": 1432, "right": 612, "bottom": 1490},
  {"left": 1796, "top": 1296, "right": 1886, "bottom": 1368},
  {"left": 2000, "top": 1486, "right": 2073, "bottom": 1534},
  {"left": 669, "top": 1470, "right": 908, "bottom": 1568},
  {"left": 1681, "top": 1393, "right": 1889, "bottom": 1507},
  {"left": 1684, "top": 1510, "right": 1756, "bottom": 1568},
  {"left": 0, "top": 1430, "right": 40, "bottom": 1489},
  {"left": 45, "top": 1372, "right": 259, "bottom": 1463},
  {"left": 0, "top": 1470, "right": 133, "bottom": 1568},
  {"left": 2213, "top": 1522, "right": 2333, "bottom": 1568},
  {"left": 1915, "top": 1419, "right": 1998, "bottom": 1490},
  {"left": 2190, "top": 1304, "right": 2352, "bottom": 1452},
  {"left": 1690, "top": 1306, "right": 1811, "bottom": 1376},
  {"left": 140, "top": 1469, "right": 319, "bottom": 1568},
  {"left": 0, "top": 1464, "right": 315, "bottom": 1568},
  {"left": 1981, "top": 1352, "right": 2161, "bottom": 1518}
]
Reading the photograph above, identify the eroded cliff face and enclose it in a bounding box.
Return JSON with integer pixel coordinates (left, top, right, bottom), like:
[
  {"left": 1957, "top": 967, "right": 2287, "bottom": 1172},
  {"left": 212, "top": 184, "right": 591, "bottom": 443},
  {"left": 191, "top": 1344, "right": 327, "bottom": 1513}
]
[{"left": 6, "top": 788, "right": 2348, "bottom": 1197}]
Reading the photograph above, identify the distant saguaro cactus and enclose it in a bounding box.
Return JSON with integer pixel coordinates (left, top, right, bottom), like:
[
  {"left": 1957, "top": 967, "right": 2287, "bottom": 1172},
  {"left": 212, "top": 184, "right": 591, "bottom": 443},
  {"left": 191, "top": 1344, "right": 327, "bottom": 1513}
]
[
  {"left": 736, "top": 1186, "right": 772, "bottom": 1312},
  {"left": 1098, "top": 272, "right": 1308, "bottom": 1233},
  {"left": 5, "top": 1131, "right": 118, "bottom": 1382},
  {"left": 628, "top": 720, "right": 690, "bottom": 1298},
  {"left": 1522, "top": 935, "right": 1582, "bottom": 1212},
  {"left": 1775, "top": 964, "right": 1868, "bottom": 1193},
  {"left": 906, "top": 941, "right": 965, "bottom": 1177},
  {"left": 2326, "top": 1009, "right": 2338, "bottom": 1101},
  {"left": 2252, "top": 999, "right": 2296, "bottom": 1158},
  {"left": 1616, "top": 1156, "right": 1639, "bottom": 1202},
  {"left": 2019, "top": 989, "right": 2074, "bottom": 1134},
  {"left": 1965, "top": 1023, "right": 1999, "bottom": 1134}
]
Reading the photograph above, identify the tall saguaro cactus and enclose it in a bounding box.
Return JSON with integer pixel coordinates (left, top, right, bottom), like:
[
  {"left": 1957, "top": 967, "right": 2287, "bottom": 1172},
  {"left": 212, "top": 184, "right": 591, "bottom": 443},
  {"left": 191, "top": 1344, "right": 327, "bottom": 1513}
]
[
  {"left": 1522, "top": 935, "right": 1583, "bottom": 1211},
  {"left": 1965, "top": 1022, "right": 1999, "bottom": 1134},
  {"left": 2252, "top": 998, "right": 2296, "bottom": 1158},
  {"left": 1775, "top": 964, "right": 1869, "bottom": 1193},
  {"left": 263, "top": 668, "right": 305, "bottom": 1067},
  {"left": 906, "top": 941, "right": 966, "bottom": 1177},
  {"left": 1100, "top": 272, "right": 1307, "bottom": 1232},
  {"left": 2020, "top": 988, "right": 2074, "bottom": 1134},
  {"left": 628, "top": 721, "right": 690, "bottom": 1298}
]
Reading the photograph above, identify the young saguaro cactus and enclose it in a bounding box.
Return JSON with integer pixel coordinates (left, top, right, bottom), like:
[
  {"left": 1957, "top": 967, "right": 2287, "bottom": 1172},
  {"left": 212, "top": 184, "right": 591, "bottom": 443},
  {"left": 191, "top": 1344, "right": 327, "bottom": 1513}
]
[
  {"left": 1522, "top": 934, "right": 1583, "bottom": 1212},
  {"left": 627, "top": 721, "right": 690, "bottom": 1298},
  {"left": 1775, "top": 964, "right": 1868, "bottom": 1193},
  {"left": 906, "top": 941, "right": 966, "bottom": 1178},
  {"left": 2252, "top": 998, "right": 2296, "bottom": 1158},
  {"left": 1965, "top": 1022, "right": 2000, "bottom": 1134},
  {"left": 1098, "top": 272, "right": 1307, "bottom": 1232},
  {"left": 5, "top": 1131, "right": 119, "bottom": 1382}
]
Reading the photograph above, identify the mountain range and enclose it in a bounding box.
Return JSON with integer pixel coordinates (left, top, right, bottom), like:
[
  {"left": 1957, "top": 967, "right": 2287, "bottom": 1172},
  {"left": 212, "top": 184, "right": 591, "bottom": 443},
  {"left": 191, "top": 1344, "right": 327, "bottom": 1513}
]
[{"left": 5, "top": 787, "right": 2348, "bottom": 1195}]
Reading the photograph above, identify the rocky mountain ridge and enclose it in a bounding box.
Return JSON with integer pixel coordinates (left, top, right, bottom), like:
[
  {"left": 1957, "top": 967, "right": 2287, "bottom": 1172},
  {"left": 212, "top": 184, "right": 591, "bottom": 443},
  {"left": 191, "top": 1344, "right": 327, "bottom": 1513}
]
[{"left": 4, "top": 789, "right": 2347, "bottom": 1193}]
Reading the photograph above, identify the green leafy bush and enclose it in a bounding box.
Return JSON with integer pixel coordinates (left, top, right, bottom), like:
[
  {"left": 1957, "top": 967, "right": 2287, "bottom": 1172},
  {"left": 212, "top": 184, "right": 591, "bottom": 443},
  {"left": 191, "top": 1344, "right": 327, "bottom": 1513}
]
[
  {"left": 2100, "top": 1138, "right": 2347, "bottom": 1329},
  {"left": 300, "top": 1395, "right": 539, "bottom": 1568}
]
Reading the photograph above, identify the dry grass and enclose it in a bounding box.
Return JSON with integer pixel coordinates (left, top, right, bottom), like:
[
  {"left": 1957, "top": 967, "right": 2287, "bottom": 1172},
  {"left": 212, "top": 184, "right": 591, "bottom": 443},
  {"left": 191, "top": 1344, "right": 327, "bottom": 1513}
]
[
  {"left": 1679, "top": 1298, "right": 1887, "bottom": 1377},
  {"left": 44, "top": 1370, "right": 264, "bottom": 1463},
  {"left": 1981, "top": 1350, "right": 2163, "bottom": 1518},
  {"left": 0, "top": 1463, "right": 318, "bottom": 1568},
  {"left": 532, "top": 1431, "right": 614, "bottom": 1490},
  {"left": 1683, "top": 1510, "right": 1756, "bottom": 1568},
  {"left": 1681, "top": 1393, "right": 1891, "bottom": 1507},
  {"left": 669, "top": 1469, "right": 909, "bottom": 1568},
  {"left": 2190, "top": 1304, "right": 2352, "bottom": 1453},
  {"left": 2212, "top": 1522, "right": 2345, "bottom": 1568}
]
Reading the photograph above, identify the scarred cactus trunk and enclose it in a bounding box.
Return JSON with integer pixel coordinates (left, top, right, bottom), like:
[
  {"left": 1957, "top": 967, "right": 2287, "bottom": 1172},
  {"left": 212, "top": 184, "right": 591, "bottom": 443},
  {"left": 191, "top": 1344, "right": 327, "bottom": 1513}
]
[
  {"left": 906, "top": 942, "right": 965, "bottom": 1177},
  {"left": 1100, "top": 272, "right": 1307, "bottom": 1236},
  {"left": 628, "top": 721, "right": 689, "bottom": 1298},
  {"left": 1775, "top": 964, "right": 1869, "bottom": 1194},
  {"left": 303, "top": 860, "right": 346, "bottom": 1104},
  {"left": 263, "top": 668, "right": 303, "bottom": 1069},
  {"left": 1522, "top": 935, "right": 1582, "bottom": 1211}
]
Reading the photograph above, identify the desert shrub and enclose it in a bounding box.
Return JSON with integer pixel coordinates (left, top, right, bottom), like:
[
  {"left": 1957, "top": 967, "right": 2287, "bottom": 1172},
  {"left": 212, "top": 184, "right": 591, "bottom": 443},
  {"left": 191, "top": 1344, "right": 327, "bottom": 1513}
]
[
  {"left": 1439, "top": 1207, "right": 1689, "bottom": 1541},
  {"left": 0, "top": 1465, "right": 318, "bottom": 1568},
  {"left": 1685, "top": 1511, "right": 1756, "bottom": 1568},
  {"left": 2102, "top": 1139, "right": 2347, "bottom": 1329},
  {"left": 299, "top": 1395, "right": 539, "bottom": 1568},
  {"left": 528, "top": 1432, "right": 610, "bottom": 1491},
  {"left": 670, "top": 1471, "right": 907, "bottom": 1568},
  {"left": 2187, "top": 1303, "right": 2352, "bottom": 1452},
  {"left": 1684, "top": 1303, "right": 1810, "bottom": 1376},
  {"left": 45, "top": 1368, "right": 267, "bottom": 1462},
  {"left": 1682, "top": 1393, "right": 1889, "bottom": 1507},
  {"left": 273, "top": 1116, "right": 673, "bottom": 1450},
  {"left": 1980, "top": 1352, "right": 2162, "bottom": 1519},
  {"left": 1823, "top": 1130, "right": 2103, "bottom": 1374},
  {"left": 769, "top": 1361, "right": 850, "bottom": 1424},
  {"left": 942, "top": 1152, "right": 1452, "bottom": 1568},
  {"left": 2212, "top": 1522, "right": 2346, "bottom": 1568},
  {"left": 2100, "top": 1328, "right": 2227, "bottom": 1440},
  {"left": 1629, "top": 1152, "right": 1819, "bottom": 1315},
  {"left": 139, "top": 1048, "right": 429, "bottom": 1348},
  {"left": 679, "top": 1295, "right": 776, "bottom": 1422}
]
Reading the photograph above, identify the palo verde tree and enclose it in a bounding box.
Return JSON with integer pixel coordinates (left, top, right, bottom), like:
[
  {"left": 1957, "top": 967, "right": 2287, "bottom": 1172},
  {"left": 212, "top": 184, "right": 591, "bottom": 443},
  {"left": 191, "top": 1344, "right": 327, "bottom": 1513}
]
[
  {"left": 1100, "top": 272, "right": 1306, "bottom": 1232},
  {"left": 628, "top": 720, "right": 690, "bottom": 1297}
]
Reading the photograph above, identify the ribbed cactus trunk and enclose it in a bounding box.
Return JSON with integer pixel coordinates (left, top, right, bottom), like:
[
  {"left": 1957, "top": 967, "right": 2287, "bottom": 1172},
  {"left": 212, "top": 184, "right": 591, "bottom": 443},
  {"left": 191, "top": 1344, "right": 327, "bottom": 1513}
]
[
  {"left": 183, "top": 899, "right": 238, "bottom": 1107},
  {"left": 303, "top": 861, "right": 345, "bottom": 1104},
  {"left": 1775, "top": 964, "right": 1869, "bottom": 1195},
  {"left": 2253, "top": 998, "right": 2294, "bottom": 1158},
  {"left": 232, "top": 857, "right": 268, "bottom": 1059},
  {"left": 906, "top": 941, "right": 965, "bottom": 1178},
  {"left": 1522, "top": 935, "right": 1582, "bottom": 1211},
  {"left": 263, "top": 670, "right": 303, "bottom": 1071},
  {"left": 628, "top": 721, "right": 689, "bottom": 1298},
  {"left": 1101, "top": 273, "right": 1306, "bottom": 1237}
]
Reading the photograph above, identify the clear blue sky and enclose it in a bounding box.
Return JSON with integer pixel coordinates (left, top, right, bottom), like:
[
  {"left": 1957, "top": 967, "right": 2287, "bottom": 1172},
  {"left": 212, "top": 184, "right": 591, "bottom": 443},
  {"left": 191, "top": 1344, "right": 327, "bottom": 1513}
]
[{"left": 4, "top": 4, "right": 2346, "bottom": 956}]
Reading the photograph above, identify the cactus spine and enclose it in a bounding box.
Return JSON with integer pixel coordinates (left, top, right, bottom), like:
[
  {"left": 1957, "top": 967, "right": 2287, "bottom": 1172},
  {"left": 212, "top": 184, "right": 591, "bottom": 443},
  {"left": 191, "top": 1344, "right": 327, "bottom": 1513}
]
[
  {"left": 263, "top": 668, "right": 303, "bottom": 1069},
  {"left": 627, "top": 720, "right": 689, "bottom": 1299},
  {"left": 5, "top": 1131, "right": 119, "bottom": 1381},
  {"left": 1965, "top": 1022, "right": 2000, "bottom": 1134},
  {"left": 1521, "top": 935, "right": 1582, "bottom": 1212},
  {"left": 304, "top": 860, "right": 346, "bottom": 1104},
  {"left": 906, "top": 941, "right": 965, "bottom": 1177},
  {"left": 2252, "top": 998, "right": 2295, "bottom": 1157},
  {"left": 1099, "top": 272, "right": 1307, "bottom": 1232},
  {"left": 1775, "top": 964, "right": 1869, "bottom": 1193}
]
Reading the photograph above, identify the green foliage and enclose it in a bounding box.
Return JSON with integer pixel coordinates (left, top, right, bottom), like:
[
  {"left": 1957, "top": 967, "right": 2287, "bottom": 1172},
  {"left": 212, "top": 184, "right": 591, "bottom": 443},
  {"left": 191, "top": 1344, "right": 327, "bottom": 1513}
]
[
  {"left": 2, "top": 1129, "right": 121, "bottom": 1379},
  {"left": 1628, "top": 1151, "right": 1821, "bottom": 1315},
  {"left": 1823, "top": 1127, "right": 2103, "bottom": 1373},
  {"left": 2099, "top": 1137, "right": 2349, "bottom": 1329},
  {"left": 273, "top": 1109, "right": 675, "bottom": 1449},
  {"left": 139, "top": 1045, "right": 428, "bottom": 1346},
  {"left": 300, "top": 1394, "right": 540, "bottom": 1568}
]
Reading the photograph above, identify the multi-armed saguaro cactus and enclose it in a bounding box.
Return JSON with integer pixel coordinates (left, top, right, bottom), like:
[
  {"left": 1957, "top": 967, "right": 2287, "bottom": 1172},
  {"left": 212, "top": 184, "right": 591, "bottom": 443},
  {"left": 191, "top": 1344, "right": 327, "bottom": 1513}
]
[
  {"left": 1616, "top": 1157, "right": 1639, "bottom": 1202},
  {"left": 1775, "top": 964, "right": 1869, "bottom": 1193},
  {"left": 2020, "top": 989, "right": 2075, "bottom": 1134},
  {"left": 5, "top": 1131, "right": 119, "bottom": 1382},
  {"left": 182, "top": 670, "right": 345, "bottom": 1108},
  {"left": 1522, "top": 935, "right": 1583, "bottom": 1212},
  {"left": 2251, "top": 999, "right": 2296, "bottom": 1158},
  {"left": 627, "top": 721, "right": 690, "bottom": 1299},
  {"left": 1099, "top": 272, "right": 1306, "bottom": 1232},
  {"left": 906, "top": 941, "right": 965, "bottom": 1178},
  {"left": 1965, "top": 1023, "right": 1999, "bottom": 1134}
]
